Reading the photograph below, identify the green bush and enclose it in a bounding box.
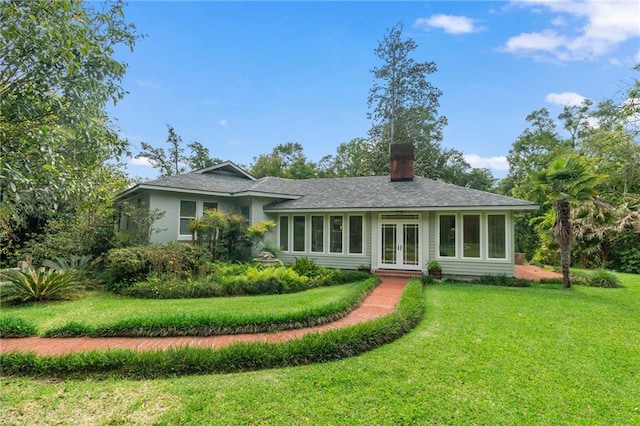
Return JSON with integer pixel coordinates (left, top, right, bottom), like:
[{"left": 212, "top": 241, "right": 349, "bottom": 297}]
[
  {"left": 586, "top": 269, "right": 622, "bottom": 288},
  {"left": 477, "top": 274, "right": 531, "bottom": 287},
  {"left": 0, "top": 267, "right": 84, "bottom": 303},
  {"left": 0, "top": 316, "right": 38, "bottom": 337},
  {"left": 105, "top": 242, "right": 209, "bottom": 292},
  {"left": 0, "top": 279, "right": 423, "bottom": 379}
]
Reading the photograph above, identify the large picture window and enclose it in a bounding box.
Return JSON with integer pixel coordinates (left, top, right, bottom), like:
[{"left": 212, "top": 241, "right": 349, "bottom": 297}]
[
  {"left": 488, "top": 214, "right": 506, "bottom": 259},
  {"left": 293, "top": 216, "right": 306, "bottom": 252},
  {"left": 279, "top": 216, "right": 289, "bottom": 251},
  {"left": 179, "top": 200, "right": 197, "bottom": 236},
  {"left": 439, "top": 215, "right": 456, "bottom": 257},
  {"left": 348, "top": 215, "right": 363, "bottom": 254},
  {"left": 311, "top": 216, "right": 324, "bottom": 252},
  {"left": 330, "top": 215, "right": 343, "bottom": 253},
  {"left": 463, "top": 215, "right": 480, "bottom": 258}
]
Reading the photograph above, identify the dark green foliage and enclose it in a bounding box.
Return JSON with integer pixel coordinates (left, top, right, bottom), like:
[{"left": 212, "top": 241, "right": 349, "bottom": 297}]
[
  {"left": 121, "top": 262, "right": 371, "bottom": 299},
  {"left": 0, "top": 267, "right": 84, "bottom": 303},
  {"left": 331, "top": 270, "right": 371, "bottom": 284},
  {"left": 290, "top": 257, "right": 324, "bottom": 278},
  {"left": 105, "top": 242, "right": 209, "bottom": 291},
  {"left": 609, "top": 231, "right": 640, "bottom": 274},
  {"left": 476, "top": 274, "right": 531, "bottom": 287},
  {"left": 44, "top": 278, "right": 378, "bottom": 338},
  {"left": 0, "top": 279, "right": 423, "bottom": 378},
  {"left": 0, "top": 316, "right": 38, "bottom": 338},
  {"left": 421, "top": 274, "right": 435, "bottom": 285},
  {"left": 586, "top": 269, "right": 622, "bottom": 288}
]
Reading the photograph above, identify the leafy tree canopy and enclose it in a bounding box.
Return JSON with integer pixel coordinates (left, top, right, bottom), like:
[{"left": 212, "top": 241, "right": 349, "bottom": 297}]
[{"left": 0, "top": 0, "right": 141, "bottom": 257}]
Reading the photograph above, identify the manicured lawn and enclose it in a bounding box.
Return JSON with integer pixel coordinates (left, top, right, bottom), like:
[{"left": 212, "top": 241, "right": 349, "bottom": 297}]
[
  {"left": 1, "top": 273, "right": 638, "bottom": 424},
  {"left": 0, "top": 281, "right": 367, "bottom": 333}
]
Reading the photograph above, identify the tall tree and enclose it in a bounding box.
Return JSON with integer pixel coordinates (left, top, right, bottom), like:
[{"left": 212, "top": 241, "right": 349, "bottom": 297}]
[
  {"left": 531, "top": 155, "right": 604, "bottom": 288},
  {"left": 0, "top": 0, "right": 140, "bottom": 260},
  {"left": 137, "top": 125, "right": 186, "bottom": 177},
  {"left": 367, "top": 23, "right": 444, "bottom": 146},
  {"left": 187, "top": 141, "right": 222, "bottom": 170},
  {"left": 249, "top": 143, "right": 317, "bottom": 179}
]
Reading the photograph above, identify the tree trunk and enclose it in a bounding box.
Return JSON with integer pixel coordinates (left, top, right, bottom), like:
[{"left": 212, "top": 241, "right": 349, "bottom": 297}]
[{"left": 552, "top": 200, "right": 572, "bottom": 289}]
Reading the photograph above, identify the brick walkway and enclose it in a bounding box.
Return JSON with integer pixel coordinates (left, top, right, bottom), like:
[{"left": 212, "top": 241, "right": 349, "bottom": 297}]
[
  {"left": 0, "top": 277, "right": 408, "bottom": 356},
  {"left": 514, "top": 264, "right": 563, "bottom": 281}
]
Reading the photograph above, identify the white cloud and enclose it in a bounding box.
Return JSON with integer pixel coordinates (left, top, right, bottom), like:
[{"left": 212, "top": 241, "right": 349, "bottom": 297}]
[
  {"left": 414, "top": 15, "right": 479, "bottom": 35},
  {"left": 545, "top": 92, "right": 589, "bottom": 106},
  {"left": 129, "top": 156, "right": 153, "bottom": 167},
  {"left": 504, "top": 0, "right": 640, "bottom": 61},
  {"left": 464, "top": 154, "right": 510, "bottom": 171},
  {"left": 219, "top": 119, "right": 228, "bottom": 127},
  {"left": 135, "top": 80, "right": 159, "bottom": 88}
]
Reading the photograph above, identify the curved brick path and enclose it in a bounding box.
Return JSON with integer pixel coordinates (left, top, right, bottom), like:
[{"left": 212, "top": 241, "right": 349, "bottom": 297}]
[{"left": 0, "top": 277, "right": 408, "bottom": 356}]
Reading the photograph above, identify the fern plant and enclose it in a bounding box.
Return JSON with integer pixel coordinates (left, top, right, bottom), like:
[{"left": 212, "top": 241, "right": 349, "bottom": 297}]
[{"left": 0, "top": 267, "right": 83, "bottom": 303}]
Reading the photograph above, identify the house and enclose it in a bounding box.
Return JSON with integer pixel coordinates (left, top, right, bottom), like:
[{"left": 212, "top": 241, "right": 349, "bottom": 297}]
[{"left": 116, "top": 144, "right": 537, "bottom": 277}]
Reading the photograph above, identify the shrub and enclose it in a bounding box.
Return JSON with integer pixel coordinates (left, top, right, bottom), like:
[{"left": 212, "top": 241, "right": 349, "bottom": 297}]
[
  {"left": 0, "top": 316, "right": 38, "bottom": 338},
  {"left": 105, "top": 242, "right": 209, "bottom": 292},
  {"left": 477, "top": 274, "right": 531, "bottom": 287},
  {"left": 0, "top": 267, "right": 83, "bottom": 303},
  {"left": 586, "top": 269, "right": 621, "bottom": 288},
  {"left": 332, "top": 270, "right": 371, "bottom": 284}
]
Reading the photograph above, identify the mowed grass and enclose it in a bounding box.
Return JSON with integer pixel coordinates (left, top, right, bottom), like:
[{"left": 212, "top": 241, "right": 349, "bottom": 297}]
[
  {"left": 2, "top": 273, "right": 639, "bottom": 425},
  {"left": 0, "top": 282, "right": 366, "bottom": 333}
]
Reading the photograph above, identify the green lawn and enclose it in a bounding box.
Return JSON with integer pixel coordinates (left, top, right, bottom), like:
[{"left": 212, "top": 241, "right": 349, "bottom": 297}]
[
  {"left": 2, "top": 273, "right": 638, "bottom": 425},
  {"left": 0, "top": 282, "right": 366, "bottom": 333}
]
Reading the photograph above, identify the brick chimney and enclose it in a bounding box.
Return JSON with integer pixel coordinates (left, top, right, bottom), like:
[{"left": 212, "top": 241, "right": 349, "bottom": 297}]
[{"left": 390, "top": 143, "right": 414, "bottom": 182}]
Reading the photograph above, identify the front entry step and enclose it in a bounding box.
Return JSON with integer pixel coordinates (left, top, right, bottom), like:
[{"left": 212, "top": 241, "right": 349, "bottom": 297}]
[{"left": 374, "top": 269, "right": 423, "bottom": 278}]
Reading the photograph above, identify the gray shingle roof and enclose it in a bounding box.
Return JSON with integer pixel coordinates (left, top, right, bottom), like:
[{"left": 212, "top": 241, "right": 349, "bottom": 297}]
[
  {"left": 255, "top": 176, "right": 536, "bottom": 210},
  {"left": 125, "top": 171, "right": 536, "bottom": 211}
]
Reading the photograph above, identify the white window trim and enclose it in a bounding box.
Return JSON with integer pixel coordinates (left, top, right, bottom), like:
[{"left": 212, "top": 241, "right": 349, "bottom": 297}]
[
  {"left": 462, "top": 213, "right": 482, "bottom": 260},
  {"left": 437, "top": 212, "right": 510, "bottom": 261},
  {"left": 278, "top": 215, "right": 290, "bottom": 252},
  {"left": 436, "top": 213, "right": 458, "bottom": 259},
  {"left": 292, "top": 215, "right": 307, "bottom": 253},
  {"left": 311, "top": 215, "right": 325, "bottom": 253},
  {"left": 329, "top": 214, "right": 344, "bottom": 254},
  {"left": 178, "top": 200, "right": 198, "bottom": 238},
  {"left": 347, "top": 214, "right": 364, "bottom": 255},
  {"left": 486, "top": 213, "right": 509, "bottom": 261}
]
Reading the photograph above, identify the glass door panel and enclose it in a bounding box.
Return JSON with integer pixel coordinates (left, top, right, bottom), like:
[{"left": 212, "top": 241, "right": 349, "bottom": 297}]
[
  {"left": 403, "top": 224, "right": 419, "bottom": 266},
  {"left": 381, "top": 224, "right": 397, "bottom": 265}
]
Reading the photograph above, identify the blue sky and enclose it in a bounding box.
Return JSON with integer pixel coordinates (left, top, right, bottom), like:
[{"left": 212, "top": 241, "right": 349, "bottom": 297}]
[{"left": 109, "top": 1, "right": 640, "bottom": 180}]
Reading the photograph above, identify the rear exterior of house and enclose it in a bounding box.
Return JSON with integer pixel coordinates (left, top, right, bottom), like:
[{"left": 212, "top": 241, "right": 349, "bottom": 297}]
[{"left": 116, "top": 146, "right": 537, "bottom": 277}]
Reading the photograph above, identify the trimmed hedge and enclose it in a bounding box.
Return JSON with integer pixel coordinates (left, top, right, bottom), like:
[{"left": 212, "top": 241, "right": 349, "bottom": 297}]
[
  {"left": 0, "top": 279, "right": 424, "bottom": 379},
  {"left": 43, "top": 278, "right": 379, "bottom": 337},
  {"left": 0, "top": 316, "right": 38, "bottom": 338}
]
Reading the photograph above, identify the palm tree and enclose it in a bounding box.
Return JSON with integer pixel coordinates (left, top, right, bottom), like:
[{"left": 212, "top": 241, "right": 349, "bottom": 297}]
[{"left": 531, "top": 155, "right": 605, "bottom": 288}]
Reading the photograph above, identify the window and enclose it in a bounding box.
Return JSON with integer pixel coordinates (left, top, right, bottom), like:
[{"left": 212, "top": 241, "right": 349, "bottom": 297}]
[
  {"left": 348, "top": 215, "right": 363, "bottom": 254},
  {"left": 439, "top": 215, "right": 456, "bottom": 257},
  {"left": 330, "top": 215, "right": 343, "bottom": 253},
  {"left": 293, "top": 216, "right": 306, "bottom": 252},
  {"left": 311, "top": 216, "right": 324, "bottom": 252},
  {"left": 488, "top": 214, "right": 506, "bottom": 259},
  {"left": 179, "top": 200, "right": 197, "bottom": 235},
  {"left": 240, "top": 205, "right": 250, "bottom": 225},
  {"left": 203, "top": 202, "right": 218, "bottom": 212},
  {"left": 463, "top": 215, "right": 480, "bottom": 258},
  {"left": 279, "top": 216, "right": 289, "bottom": 251}
]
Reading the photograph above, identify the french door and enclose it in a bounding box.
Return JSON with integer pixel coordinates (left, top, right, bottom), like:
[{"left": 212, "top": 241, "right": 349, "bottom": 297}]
[{"left": 380, "top": 221, "right": 420, "bottom": 269}]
